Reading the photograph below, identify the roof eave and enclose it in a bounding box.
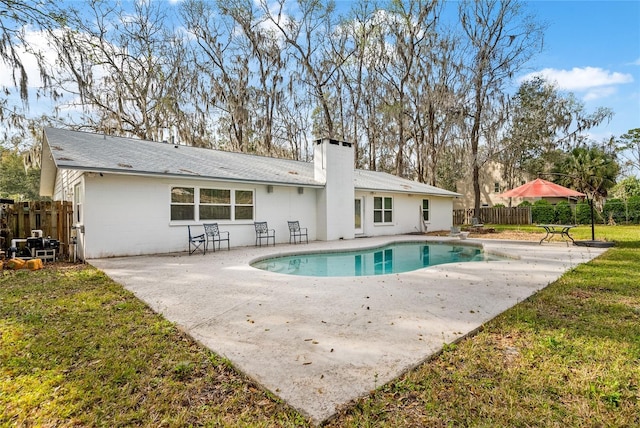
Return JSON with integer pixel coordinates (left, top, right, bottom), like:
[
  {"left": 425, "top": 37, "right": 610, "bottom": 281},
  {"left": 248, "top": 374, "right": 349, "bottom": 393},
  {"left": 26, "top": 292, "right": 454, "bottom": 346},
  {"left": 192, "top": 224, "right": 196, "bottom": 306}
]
[
  {"left": 355, "top": 186, "right": 460, "bottom": 197},
  {"left": 55, "top": 165, "right": 325, "bottom": 188}
]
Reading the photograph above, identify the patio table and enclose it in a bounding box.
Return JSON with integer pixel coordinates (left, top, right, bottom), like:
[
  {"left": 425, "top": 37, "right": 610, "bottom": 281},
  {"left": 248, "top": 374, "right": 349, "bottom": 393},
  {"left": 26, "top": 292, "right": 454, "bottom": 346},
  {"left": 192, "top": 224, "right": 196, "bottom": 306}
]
[{"left": 537, "top": 224, "right": 576, "bottom": 245}]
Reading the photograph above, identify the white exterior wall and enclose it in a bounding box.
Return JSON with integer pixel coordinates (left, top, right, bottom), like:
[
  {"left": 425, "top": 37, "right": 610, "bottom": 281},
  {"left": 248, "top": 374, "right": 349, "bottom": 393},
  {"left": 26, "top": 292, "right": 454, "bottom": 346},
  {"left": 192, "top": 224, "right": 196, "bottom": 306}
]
[
  {"left": 53, "top": 169, "right": 85, "bottom": 259},
  {"left": 54, "top": 169, "right": 83, "bottom": 202},
  {"left": 253, "top": 184, "right": 318, "bottom": 245},
  {"left": 78, "top": 174, "right": 317, "bottom": 259},
  {"left": 419, "top": 195, "right": 454, "bottom": 232},
  {"left": 356, "top": 191, "right": 453, "bottom": 237},
  {"left": 51, "top": 166, "right": 454, "bottom": 259}
]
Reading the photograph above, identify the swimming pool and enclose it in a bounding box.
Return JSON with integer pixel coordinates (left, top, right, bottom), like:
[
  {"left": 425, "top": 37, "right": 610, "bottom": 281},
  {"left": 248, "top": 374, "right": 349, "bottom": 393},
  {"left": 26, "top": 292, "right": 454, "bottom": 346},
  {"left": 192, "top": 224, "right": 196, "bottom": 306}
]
[{"left": 251, "top": 241, "right": 504, "bottom": 277}]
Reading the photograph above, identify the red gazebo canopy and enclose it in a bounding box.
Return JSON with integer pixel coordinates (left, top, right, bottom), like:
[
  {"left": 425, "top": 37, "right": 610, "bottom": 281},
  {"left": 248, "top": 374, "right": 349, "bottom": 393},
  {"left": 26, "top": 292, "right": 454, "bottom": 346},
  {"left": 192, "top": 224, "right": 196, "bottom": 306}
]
[{"left": 498, "top": 178, "right": 585, "bottom": 198}]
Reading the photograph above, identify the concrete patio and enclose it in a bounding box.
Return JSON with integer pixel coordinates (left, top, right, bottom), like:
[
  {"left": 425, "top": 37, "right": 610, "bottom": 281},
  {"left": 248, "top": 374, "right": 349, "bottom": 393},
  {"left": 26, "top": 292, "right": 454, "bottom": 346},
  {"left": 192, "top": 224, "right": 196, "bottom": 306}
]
[{"left": 90, "top": 236, "right": 608, "bottom": 424}]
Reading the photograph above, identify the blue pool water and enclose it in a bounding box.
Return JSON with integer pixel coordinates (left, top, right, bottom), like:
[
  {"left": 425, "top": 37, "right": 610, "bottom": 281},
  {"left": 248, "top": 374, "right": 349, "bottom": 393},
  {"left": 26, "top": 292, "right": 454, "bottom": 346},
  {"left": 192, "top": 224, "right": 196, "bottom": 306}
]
[{"left": 251, "top": 242, "right": 504, "bottom": 277}]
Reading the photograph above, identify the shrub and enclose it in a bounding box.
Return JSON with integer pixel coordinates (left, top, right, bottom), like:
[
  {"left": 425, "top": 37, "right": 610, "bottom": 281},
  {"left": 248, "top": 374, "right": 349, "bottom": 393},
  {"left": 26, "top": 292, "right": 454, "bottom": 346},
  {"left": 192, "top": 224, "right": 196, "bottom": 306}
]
[
  {"left": 628, "top": 196, "right": 640, "bottom": 224},
  {"left": 518, "top": 200, "right": 532, "bottom": 207},
  {"left": 576, "top": 200, "right": 594, "bottom": 225},
  {"left": 531, "top": 199, "right": 555, "bottom": 224},
  {"left": 603, "top": 198, "right": 626, "bottom": 224},
  {"left": 555, "top": 201, "right": 574, "bottom": 224}
]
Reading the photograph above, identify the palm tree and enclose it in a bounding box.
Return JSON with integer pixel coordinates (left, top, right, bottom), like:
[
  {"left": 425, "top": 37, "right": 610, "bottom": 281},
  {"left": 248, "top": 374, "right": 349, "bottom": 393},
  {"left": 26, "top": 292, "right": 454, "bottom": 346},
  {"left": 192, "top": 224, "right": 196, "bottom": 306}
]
[
  {"left": 551, "top": 145, "right": 620, "bottom": 241},
  {"left": 553, "top": 145, "right": 619, "bottom": 202}
]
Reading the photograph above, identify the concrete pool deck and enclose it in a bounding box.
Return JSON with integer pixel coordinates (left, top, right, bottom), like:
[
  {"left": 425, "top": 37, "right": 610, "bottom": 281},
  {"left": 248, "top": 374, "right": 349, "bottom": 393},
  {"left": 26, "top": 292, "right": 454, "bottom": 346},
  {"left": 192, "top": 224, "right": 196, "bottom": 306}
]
[{"left": 90, "top": 236, "right": 608, "bottom": 424}]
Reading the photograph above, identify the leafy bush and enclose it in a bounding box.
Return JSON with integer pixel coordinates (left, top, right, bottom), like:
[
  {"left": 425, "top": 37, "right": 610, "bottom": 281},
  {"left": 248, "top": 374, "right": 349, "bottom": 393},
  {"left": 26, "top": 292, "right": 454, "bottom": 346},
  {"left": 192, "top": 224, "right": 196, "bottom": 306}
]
[
  {"left": 531, "top": 199, "right": 555, "bottom": 224},
  {"left": 603, "top": 198, "right": 627, "bottom": 224},
  {"left": 554, "top": 201, "right": 574, "bottom": 224},
  {"left": 628, "top": 196, "right": 640, "bottom": 224},
  {"left": 493, "top": 203, "right": 505, "bottom": 208},
  {"left": 576, "top": 200, "right": 593, "bottom": 225},
  {"left": 518, "top": 200, "right": 532, "bottom": 207}
]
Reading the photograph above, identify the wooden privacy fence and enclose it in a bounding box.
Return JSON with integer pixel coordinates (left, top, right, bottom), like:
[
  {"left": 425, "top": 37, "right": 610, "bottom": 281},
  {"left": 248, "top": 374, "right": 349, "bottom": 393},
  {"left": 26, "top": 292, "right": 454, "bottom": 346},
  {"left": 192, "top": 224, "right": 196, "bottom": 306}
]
[
  {"left": 454, "top": 207, "right": 532, "bottom": 226},
  {"left": 1, "top": 201, "right": 73, "bottom": 259}
]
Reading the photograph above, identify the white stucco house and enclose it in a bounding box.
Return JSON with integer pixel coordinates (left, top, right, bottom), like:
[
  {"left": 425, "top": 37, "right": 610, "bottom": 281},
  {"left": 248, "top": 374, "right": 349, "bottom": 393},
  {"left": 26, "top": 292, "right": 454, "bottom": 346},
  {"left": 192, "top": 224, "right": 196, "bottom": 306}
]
[{"left": 40, "top": 128, "right": 460, "bottom": 259}]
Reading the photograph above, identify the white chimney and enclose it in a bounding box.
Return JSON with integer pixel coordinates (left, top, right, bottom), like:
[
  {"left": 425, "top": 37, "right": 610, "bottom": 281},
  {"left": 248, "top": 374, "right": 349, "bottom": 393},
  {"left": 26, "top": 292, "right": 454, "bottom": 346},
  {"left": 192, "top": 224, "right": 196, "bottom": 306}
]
[{"left": 314, "top": 138, "right": 355, "bottom": 241}]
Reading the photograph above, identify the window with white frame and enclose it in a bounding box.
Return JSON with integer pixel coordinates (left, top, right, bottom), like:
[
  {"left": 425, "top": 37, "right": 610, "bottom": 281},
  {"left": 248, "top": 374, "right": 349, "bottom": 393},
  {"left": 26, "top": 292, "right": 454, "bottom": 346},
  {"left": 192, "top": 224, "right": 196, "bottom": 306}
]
[
  {"left": 422, "top": 199, "right": 430, "bottom": 222},
  {"left": 171, "top": 186, "right": 253, "bottom": 221},
  {"left": 171, "top": 187, "right": 195, "bottom": 221},
  {"left": 199, "top": 189, "right": 231, "bottom": 220},
  {"left": 73, "top": 183, "right": 82, "bottom": 223},
  {"left": 234, "top": 190, "right": 254, "bottom": 220},
  {"left": 373, "top": 196, "right": 393, "bottom": 224}
]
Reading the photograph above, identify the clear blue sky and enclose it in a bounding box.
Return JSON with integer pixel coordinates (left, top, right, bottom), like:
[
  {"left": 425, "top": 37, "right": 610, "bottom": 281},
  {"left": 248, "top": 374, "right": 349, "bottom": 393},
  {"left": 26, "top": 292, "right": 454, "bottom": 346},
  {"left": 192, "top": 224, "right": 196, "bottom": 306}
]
[{"left": 518, "top": 0, "right": 640, "bottom": 140}]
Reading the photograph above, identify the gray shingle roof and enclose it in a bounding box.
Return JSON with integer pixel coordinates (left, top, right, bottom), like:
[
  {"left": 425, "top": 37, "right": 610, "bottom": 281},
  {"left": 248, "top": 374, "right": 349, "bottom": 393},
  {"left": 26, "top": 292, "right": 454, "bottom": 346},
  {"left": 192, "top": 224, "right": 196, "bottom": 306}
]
[
  {"left": 354, "top": 169, "right": 458, "bottom": 196},
  {"left": 42, "top": 127, "right": 459, "bottom": 197}
]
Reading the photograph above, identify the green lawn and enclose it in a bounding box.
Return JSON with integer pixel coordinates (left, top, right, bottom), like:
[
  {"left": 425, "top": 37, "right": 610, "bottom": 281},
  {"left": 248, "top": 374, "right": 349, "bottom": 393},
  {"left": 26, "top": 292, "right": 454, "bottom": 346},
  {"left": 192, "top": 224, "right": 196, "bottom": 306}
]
[
  {"left": 2, "top": 226, "right": 639, "bottom": 427},
  {"left": 492, "top": 223, "right": 639, "bottom": 245}
]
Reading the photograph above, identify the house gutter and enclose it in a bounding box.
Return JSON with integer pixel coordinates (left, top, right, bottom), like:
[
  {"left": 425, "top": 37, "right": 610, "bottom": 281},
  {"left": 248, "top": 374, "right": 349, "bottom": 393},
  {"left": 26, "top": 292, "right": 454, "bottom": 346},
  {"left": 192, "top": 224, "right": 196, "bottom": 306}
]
[
  {"left": 355, "top": 187, "right": 461, "bottom": 198},
  {"left": 58, "top": 166, "right": 326, "bottom": 189}
]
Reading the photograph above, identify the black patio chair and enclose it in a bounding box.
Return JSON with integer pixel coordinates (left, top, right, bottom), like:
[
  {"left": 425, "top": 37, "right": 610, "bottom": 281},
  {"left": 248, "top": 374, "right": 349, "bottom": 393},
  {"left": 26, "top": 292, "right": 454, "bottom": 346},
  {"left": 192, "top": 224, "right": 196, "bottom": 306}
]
[
  {"left": 188, "top": 225, "right": 206, "bottom": 255},
  {"left": 287, "top": 221, "right": 308, "bottom": 244},
  {"left": 204, "top": 223, "right": 230, "bottom": 252},
  {"left": 254, "top": 221, "right": 275, "bottom": 247}
]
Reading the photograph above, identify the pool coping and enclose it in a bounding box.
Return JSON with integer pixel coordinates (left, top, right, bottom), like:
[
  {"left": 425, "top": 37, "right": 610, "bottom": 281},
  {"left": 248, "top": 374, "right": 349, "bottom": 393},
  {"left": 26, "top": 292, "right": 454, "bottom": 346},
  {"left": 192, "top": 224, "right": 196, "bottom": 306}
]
[{"left": 90, "top": 235, "right": 608, "bottom": 425}]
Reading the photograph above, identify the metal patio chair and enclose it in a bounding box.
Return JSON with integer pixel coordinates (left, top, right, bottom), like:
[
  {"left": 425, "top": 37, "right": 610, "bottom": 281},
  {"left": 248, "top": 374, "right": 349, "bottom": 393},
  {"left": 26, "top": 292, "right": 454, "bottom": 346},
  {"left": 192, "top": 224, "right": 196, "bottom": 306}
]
[
  {"left": 287, "top": 221, "right": 308, "bottom": 244},
  {"left": 254, "top": 221, "right": 275, "bottom": 247},
  {"left": 204, "top": 223, "right": 230, "bottom": 252}
]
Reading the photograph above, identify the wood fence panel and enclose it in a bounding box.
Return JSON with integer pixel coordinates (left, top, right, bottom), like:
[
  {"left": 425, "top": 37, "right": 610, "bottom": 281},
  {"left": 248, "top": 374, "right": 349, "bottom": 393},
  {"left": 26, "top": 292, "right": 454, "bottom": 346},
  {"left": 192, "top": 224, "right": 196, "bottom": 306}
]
[
  {"left": 454, "top": 207, "right": 531, "bottom": 225},
  {"left": 3, "top": 201, "right": 73, "bottom": 259}
]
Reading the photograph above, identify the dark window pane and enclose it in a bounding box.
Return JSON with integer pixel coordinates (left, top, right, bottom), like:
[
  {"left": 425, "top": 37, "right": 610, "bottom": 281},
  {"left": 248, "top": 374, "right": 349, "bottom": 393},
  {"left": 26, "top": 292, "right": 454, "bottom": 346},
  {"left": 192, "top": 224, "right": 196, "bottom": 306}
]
[
  {"left": 235, "top": 190, "right": 253, "bottom": 205},
  {"left": 384, "top": 211, "right": 392, "bottom": 222},
  {"left": 384, "top": 197, "right": 392, "bottom": 209},
  {"left": 423, "top": 211, "right": 429, "bottom": 221},
  {"left": 235, "top": 206, "right": 253, "bottom": 220},
  {"left": 374, "top": 211, "right": 382, "bottom": 223},
  {"left": 200, "top": 205, "right": 231, "bottom": 220},
  {"left": 171, "top": 187, "right": 194, "bottom": 204},
  {"left": 374, "top": 197, "right": 382, "bottom": 209},
  {"left": 171, "top": 205, "right": 194, "bottom": 221},
  {"left": 200, "top": 188, "right": 230, "bottom": 204},
  {"left": 422, "top": 199, "right": 429, "bottom": 210}
]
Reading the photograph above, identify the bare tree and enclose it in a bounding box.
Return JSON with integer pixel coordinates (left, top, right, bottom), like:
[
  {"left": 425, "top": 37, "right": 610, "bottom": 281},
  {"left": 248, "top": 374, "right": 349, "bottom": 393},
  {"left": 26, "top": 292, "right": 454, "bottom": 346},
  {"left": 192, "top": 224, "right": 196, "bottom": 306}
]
[
  {"left": 408, "top": 27, "right": 465, "bottom": 187},
  {"left": 458, "top": 0, "right": 544, "bottom": 215},
  {"left": 182, "top": 0, "right": 256, "bottom": 151},
  {"left": 336, "top": 0, "right": 382, "bottom": 168},
  {"left": 217, "top": 0, "right": 292, "bottom": 155},
  {"left": 0, "top": 0, "right": 66, "bottom": 100},
  {"left": 618, "top": 128, "right": 640, "bottom": 174},
  {"left": 52, "top": 0, "right": 204, "bottom": 144},
  {"left": 357, "top": 0, "right": 445, "bottom": 179},
  {"left": 0, "top": 0, "right": 66, "bottom": 140},
  {"left": 258, "top": 0, "right": 349, "bottom": 139}
]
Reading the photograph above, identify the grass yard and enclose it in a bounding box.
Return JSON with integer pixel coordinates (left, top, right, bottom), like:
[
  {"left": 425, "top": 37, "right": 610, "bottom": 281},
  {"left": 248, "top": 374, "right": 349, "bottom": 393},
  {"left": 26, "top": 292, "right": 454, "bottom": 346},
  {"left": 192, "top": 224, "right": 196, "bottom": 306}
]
[
  {"left": 2, "top": 226, "right": 639, "bottom": 427},
  {"left": 0, "top": 266, "right": 305, "bottom": 427},
  {"left": 491, "top": 223, "right": 640, "bottom": 243}
]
